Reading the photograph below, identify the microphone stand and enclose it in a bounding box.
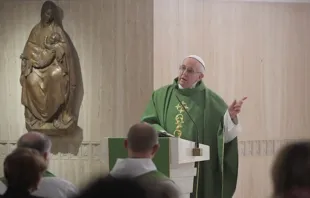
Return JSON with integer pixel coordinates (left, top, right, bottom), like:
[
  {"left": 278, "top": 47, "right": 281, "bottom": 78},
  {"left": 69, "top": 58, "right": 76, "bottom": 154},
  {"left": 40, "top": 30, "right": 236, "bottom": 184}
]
[{"left": 175, "top": 95, "right": 202, "bottom": 156}]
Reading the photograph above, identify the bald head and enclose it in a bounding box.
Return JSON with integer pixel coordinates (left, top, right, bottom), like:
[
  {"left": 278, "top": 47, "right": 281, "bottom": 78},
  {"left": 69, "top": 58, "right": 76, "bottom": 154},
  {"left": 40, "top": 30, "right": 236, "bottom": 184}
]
[
  {"left": 17, "top": 132, "right": 52, "bottom": 154},
  {"left": 126, "top": 123, "right": 158, "bottom": 153}
]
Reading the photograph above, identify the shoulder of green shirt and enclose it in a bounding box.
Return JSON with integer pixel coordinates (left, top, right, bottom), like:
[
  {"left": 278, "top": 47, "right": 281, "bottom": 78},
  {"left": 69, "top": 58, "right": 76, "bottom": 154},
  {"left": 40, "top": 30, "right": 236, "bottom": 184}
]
[
  {"left": 153, "top": 84, "right": 172, "bottom": 94},
  {"left": 136, "top": 170, "right": 170, "bottom": 181}
]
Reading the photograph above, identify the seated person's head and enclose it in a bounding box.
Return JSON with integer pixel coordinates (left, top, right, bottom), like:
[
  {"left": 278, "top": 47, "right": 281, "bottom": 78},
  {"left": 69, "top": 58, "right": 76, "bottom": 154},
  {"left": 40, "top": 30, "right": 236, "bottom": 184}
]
[
  {"left": 4, "top": 147, "right": 47, "bottom": 191},
  {"left": 272, "top": 141, "right": 310, "bottom": 198},
  {"left": 125, "top": 122, "right": 159, "bottom": 158},
  {"left": 17, "top": 131, "right": 52, "bottom": 163},
  {"left": 77, "top": 176, "right": 147, "bottom": 198}
]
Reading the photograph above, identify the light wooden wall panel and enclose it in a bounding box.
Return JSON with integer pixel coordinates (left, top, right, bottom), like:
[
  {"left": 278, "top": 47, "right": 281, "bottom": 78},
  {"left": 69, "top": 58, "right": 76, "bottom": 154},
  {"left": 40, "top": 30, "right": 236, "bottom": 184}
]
[
  {"left": 154, "top": 1, "right": 310, "bottom": 197},
  {"left": 0, "top": 0, "right": 153, "bottom": 186}
]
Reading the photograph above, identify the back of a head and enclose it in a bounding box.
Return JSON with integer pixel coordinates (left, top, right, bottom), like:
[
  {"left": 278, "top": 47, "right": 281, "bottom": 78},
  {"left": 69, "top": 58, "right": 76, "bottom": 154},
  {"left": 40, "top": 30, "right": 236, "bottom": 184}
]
[
  {"left": 271, "top": 141, "right": 310, "bottom": 197},
  {"left": 127, "top": 122, "right": 158, "bottom": 153},
  {"left": 77, "top": 176, "right": 147, "bottom": 198},
  {"left": 17, "top": 131, "right": 52, "bottom": 154},
  {"left": 4, "top": 147, "right": 47, "bottom": 190}
]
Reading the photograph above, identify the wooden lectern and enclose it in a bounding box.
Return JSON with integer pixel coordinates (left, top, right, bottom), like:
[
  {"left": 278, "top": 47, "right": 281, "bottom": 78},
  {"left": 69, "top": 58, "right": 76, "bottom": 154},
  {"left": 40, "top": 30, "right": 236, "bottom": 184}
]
[{"left": 103, "top": 137, "right": 210, "bottom": 198}]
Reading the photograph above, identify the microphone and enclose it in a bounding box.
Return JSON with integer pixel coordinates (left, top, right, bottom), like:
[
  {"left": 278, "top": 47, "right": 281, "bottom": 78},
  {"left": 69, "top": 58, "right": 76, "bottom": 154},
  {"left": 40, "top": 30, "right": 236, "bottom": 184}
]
[
  {"left": 175, "top": 94, "right": 202, "bottom": 156},
  {"left": 158, "top": 130, "right": 174, "bottom": 137}
]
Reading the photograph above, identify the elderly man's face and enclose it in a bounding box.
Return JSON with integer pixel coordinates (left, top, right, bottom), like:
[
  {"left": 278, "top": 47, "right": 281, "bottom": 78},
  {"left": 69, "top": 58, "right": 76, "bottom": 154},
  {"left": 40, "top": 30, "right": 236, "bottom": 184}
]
[{"left": 178, "top": 58, "right": 204, "bottom": 88}]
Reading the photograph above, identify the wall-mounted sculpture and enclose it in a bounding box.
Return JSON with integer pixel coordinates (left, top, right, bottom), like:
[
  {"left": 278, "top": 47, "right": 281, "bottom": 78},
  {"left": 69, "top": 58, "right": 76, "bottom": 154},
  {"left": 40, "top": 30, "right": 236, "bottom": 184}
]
[{"left": 20, "top": 1, "right": 78, "bottom": 135}]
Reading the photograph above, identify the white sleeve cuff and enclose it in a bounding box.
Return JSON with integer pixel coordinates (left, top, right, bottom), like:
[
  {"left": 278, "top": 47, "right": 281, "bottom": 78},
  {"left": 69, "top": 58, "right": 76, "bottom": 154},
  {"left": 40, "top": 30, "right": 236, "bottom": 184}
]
[{"left": 223, "top": 110, "right": 241, "bottom": 143}]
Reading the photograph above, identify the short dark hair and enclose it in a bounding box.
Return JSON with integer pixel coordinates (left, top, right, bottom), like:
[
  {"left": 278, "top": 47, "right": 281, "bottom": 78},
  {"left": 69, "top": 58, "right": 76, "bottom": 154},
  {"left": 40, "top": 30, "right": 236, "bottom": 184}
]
[
  {"left": 4, "top": 147, "right": 47, "bottom": 190},
  {"left": 272, "top": 141, "right": 310, "bottom": 197},
  {"left": 127, "top": 122, "right": 158, "bottom": 153},
  {"left": 17, "top": 132, "right": 52, "bottom": 153}
]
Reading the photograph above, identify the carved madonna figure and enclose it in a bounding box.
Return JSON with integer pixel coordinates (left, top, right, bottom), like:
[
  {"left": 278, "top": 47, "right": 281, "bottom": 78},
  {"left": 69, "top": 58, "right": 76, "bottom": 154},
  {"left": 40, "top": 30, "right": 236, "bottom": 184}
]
[{"left": 20, "top": 1, "right": 77, "bottom": 134}]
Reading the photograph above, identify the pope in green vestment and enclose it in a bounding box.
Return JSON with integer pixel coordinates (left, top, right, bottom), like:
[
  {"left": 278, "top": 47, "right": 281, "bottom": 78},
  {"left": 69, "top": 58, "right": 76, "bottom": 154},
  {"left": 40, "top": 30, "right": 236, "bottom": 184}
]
[{"left": 141, "top": 55, "right": 247, "bottom": 198}]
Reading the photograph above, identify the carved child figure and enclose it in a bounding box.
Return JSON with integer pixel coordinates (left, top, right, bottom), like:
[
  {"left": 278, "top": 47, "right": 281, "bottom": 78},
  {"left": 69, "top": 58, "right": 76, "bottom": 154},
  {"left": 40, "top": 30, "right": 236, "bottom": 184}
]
[
  {"left": 29, "top": 32, "right": 67, "bottom": 76},
  {"left": 43, "top": 32, "right": 68, "bottom": 75}
]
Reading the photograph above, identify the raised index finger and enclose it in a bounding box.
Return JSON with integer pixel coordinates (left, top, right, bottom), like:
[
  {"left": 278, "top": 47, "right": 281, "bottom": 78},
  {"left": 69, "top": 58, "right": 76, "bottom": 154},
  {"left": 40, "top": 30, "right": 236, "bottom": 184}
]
[
  {"left": 236, "top": 97, "right": 247, "bottom": 105},
  {"left": 241, "top": 97, "right": 247, "bottom": 101}
]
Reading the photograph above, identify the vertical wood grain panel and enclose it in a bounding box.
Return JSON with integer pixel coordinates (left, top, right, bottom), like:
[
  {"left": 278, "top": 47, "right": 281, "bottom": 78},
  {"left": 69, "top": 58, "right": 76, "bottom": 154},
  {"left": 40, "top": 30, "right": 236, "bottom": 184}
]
[{"left": 153, "top": 0, "right": 179, "bottom": 86}]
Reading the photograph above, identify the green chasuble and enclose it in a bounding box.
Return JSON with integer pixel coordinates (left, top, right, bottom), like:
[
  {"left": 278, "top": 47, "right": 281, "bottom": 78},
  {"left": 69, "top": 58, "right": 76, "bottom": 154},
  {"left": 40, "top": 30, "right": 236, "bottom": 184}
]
[{"left": 141, "top": 78, "right": 238, "bottom": 198}]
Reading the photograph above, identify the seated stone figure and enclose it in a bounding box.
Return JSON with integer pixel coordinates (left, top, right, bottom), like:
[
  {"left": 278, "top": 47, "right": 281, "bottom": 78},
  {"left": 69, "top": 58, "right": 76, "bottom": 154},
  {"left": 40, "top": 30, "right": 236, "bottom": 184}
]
[{"left": 20, "top": 1, "right": 76, "bottom": 133}]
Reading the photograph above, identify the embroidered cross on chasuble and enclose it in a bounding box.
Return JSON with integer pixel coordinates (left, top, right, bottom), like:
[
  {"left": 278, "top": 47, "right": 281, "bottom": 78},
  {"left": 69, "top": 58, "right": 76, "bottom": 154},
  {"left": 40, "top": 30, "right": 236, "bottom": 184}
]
[{"left": 174, "top": 101, "right": 189, "bottom": 138}]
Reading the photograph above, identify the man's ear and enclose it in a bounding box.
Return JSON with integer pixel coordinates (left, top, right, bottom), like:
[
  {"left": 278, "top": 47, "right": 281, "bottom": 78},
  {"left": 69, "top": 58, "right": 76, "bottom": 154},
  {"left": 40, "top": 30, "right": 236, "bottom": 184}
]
[
  {"left": 199, "top": 73, "right": 204, "bottom": 80},
  {"left": 152, "top": 144, "right": 160, "bottom": 155},
  {"left": 124, "top": 139, "right": 128, "bottom": 149},
  {"left": 42, "top": 152, "right": 49, "bottom": 161}
]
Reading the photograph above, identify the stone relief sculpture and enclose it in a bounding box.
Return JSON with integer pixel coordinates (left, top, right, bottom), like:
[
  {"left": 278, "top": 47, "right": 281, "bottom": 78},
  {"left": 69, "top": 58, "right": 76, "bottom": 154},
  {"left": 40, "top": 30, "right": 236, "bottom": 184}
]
[{"left": 20, "top": 1, "right": 78, "bottom": 135}]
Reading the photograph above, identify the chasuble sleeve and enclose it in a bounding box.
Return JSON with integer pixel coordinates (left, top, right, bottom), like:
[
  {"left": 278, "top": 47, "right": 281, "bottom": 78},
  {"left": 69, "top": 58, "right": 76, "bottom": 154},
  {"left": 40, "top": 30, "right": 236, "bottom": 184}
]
[
  {"left": 209, "top": 91, "right": 238, "bottom": 198},
  {"left": 216, "top": 115, "right": 238, "bottom": 198},
  {"left": 141, "top": 92, "right": 166, "bottom": 132},
  {"left": 223, "top": 137, "right": 238, "bottom": 198}
]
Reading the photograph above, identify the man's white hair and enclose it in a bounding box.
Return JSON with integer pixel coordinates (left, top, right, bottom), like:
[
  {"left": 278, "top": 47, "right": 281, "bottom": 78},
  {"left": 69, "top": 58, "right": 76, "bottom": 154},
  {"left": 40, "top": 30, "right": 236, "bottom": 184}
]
[{"left": 185, "top": 55, "right": 205, "bottom": 73}]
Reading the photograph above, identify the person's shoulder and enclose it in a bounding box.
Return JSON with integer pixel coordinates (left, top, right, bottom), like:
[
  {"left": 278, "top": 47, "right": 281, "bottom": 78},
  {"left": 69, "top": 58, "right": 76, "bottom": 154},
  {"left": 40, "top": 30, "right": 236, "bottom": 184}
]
[
  {"left": 27, "top": 23, "right": 41, "bottom": 37},
  {"left": 204, "top": 87, "right": 228, "bottom": 115},
  {"left": 153, "top": 84, "right": 173, "bottom": 93},
  {"left": 158, "top": 179, "right": 182, "bottom": 198},
  {"left": 30, "top": 23, "right": 42, "bottom": 32},
  {"left": 139, "top": 171, "right": 178, "bottom": 189},
  {"left": 35, "top": 177, "right": 78, "bottom": 197},
  {"left": 205, "top": 88, "right": 226, "bottom": 105},
  {"left": 41, "top": 176, "right": 76, "bottom": 188},
  {"left": 135, "top": 172, "right": 181, "bottom": 198},
  {"left": 151, "top": 83, "right": 176, "bottom": 100},
  {"left": 78, "top": 176, "right": 109, "bottom": 195},
  {"left": 206, "top": 87, "right": 223, "bottom": 99},
  {"left": 31, "top": 23, "right": 40, "bottom": 29}
]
